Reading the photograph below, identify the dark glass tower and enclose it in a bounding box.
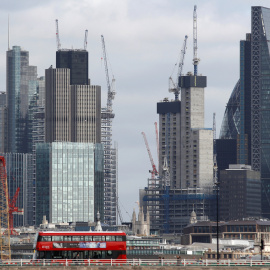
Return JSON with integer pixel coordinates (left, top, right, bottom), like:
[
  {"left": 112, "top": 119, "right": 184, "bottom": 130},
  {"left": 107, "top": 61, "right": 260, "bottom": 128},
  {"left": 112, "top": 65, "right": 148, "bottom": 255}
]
[
  {"left": 56, "top": 50, "right": 89, "bottom": 85},
  {"left": 251, "top": 6, "right": 270, "bottom": 218},
  {"left": 220, "top": 6, "right": 270, "bottom": 218},
  {"left": 6, "top": 46, "right": 37, "bottom": 153}
]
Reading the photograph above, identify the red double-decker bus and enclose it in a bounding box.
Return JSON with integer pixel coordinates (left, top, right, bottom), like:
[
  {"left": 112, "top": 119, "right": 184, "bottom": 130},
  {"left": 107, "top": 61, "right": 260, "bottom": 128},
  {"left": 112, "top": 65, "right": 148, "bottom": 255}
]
[{"left": 33, "top": 231, "right": 126, "bottom": 261}]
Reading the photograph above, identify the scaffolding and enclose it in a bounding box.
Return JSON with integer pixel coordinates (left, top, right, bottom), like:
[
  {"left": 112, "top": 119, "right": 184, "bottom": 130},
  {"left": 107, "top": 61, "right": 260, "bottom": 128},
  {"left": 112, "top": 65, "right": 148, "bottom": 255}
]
[
  {"left": 142, "top": 183, "right": 215, "bottom": 234},
  {"left": 101, "top": 110, "right": 117, "bottom": 225}
]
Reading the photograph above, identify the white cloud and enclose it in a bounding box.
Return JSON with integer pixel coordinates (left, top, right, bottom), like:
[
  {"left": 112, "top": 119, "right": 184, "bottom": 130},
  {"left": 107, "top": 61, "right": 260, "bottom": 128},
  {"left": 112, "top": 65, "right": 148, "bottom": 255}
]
[{"left": 0, "top": 0, "right": 269, "bottom": 221}]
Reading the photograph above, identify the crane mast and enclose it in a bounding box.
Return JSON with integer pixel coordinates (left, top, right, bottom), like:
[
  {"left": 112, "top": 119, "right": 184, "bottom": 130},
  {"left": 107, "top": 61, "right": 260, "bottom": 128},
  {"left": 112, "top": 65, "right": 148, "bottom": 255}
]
[
  {"left": 84, "top": 30, "right": 88, "bottom": 50},
  {"left": 141, "top": 132, "right": 158, "bottom": 179},
  {"left": 154, "top": 122, "right": 159, "bottom": 169},
  {"left": 193, "top": 5, "right": 200, "bottom": 75},
  {"left": 101, "top": 35, "right": 116, "bottom": 112},
  {"left": 55, "top": 19, "right": 61, "bottom": 51},
  {"left": 169, "top": 35, "right": 188, "bottom": 100},
  {"left": 213, "top": 113, "right": 218, "bottom": 184}
]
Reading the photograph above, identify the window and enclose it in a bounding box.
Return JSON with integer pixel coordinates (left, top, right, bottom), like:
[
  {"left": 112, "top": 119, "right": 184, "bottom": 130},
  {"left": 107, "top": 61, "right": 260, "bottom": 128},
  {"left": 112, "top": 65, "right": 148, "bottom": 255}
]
[
  {"left": 93, "top": 236, "right": 105, "bottom": 241},
  {"left": 106, "top": 235, "right": 116, "bottom": 241},
  {"left": 52, "top": 236, "right": 63, "bottom": 241}
]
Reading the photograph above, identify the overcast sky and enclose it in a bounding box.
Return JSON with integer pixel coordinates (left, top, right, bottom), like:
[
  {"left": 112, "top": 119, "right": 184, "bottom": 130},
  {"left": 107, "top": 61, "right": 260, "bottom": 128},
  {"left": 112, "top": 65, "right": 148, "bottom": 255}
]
[{"left": 0, "top": 0, "right": 269, "bottom": 222}]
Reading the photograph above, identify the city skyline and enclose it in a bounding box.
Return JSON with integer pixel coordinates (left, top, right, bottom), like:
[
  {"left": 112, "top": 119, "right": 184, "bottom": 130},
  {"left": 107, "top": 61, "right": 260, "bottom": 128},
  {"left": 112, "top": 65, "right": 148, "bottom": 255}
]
[{"left": 0, "top": 0, "right": 269, "bottom": 221}]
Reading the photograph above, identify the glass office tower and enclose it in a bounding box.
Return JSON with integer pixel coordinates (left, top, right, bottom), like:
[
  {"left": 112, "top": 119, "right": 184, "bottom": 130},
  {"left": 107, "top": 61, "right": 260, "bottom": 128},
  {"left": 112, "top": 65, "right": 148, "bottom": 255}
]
[
  {"left": 6, "top": 46, "right": 37, "bottom": 153},
  {"left": 220, "top": 6, "right": 270, "bottom": 218},
  {"left": 251, "top": 6, "right": 270, "bottom": 218},
  {"left": 36, "top": 142, "right": 103, "bottom": 225}
]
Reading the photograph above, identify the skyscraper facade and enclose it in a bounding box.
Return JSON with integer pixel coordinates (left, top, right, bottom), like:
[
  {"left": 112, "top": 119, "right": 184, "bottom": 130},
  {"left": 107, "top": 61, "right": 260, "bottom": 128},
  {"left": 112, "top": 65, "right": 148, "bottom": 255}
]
[
  {"left": 56, "top": 50, "right": 89, "bottom": 85},
  {"left": 35, "top": 142, "right": 103, "bottom": 225},
  {"left": 45, "top": 68, "right": 101, "bottom": 144},
  {"left": 0, "top": 92, "right": 7, "bottom": 152},
  {"left": 219, "top": 6, "right": 270, "bottom": 218},
  {"left": 0, "top": 152, "right": 35, "bottom": 226},
  {"left": 41, "top": 48, "right": 103, "bottom": 224},
  {"left": 180, "top": 75, "right": 213, "bottom": 189},
  {"left": 157, "top": 99, "right": 181, "bottom": 188},
  {"left": 251, "top": 6, "right": 270, "bottom": 217},
  {"left": 6, "top": 46, "right": 37, "bottom": 153}
]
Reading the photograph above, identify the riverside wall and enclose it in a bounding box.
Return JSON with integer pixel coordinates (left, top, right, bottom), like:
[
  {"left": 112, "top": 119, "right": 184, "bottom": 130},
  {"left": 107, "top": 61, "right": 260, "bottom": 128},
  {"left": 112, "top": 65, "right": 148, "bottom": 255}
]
[{"left": 0, "top": 267, "right": 269, "bottom": 270}]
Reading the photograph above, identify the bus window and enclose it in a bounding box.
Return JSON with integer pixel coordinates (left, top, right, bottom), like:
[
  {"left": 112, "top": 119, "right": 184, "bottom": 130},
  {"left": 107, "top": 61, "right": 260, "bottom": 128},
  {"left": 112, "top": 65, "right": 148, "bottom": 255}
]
[
  {"left": 93, "top": 235, "right": 105, "bottom": 241},
  {"left": 41, "top": 236, "right": 52, "bottom": 242},
  {"left": 106, "top": 235, "right": 116, "bottom": 241},
  {"left": 52, "top": 236, "right": 63, "bottom": 241},
  {"left": 116, "top": 236, "right": 123, "bottom": 241},
  {"left": 85, "top": 235, "right": 92, "bottom": 241},
  {"left": 64, "top": 235, "right": 72, "bottom": 242},
  {"left": 72, "top": 236, "right": 84, "bottom": 241}
]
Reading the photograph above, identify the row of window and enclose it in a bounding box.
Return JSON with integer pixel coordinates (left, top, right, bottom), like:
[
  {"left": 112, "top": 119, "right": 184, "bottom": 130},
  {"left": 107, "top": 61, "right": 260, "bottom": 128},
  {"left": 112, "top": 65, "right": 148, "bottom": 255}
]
[
  {"left": 38, "top": 235, "right": 125, "bottom": 242},
  {"left": 36, "top": 250, "right": 125, "bottom": 260}
]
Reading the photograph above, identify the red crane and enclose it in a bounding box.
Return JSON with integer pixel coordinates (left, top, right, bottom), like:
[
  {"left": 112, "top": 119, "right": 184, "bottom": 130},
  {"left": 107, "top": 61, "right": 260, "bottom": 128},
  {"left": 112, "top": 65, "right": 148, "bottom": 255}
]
[
  {"left": 8, "top": 187, "right": 22, "bottom": 235},
  {"left": 141, "top": 132, "right": 158, "bottom": 179}
]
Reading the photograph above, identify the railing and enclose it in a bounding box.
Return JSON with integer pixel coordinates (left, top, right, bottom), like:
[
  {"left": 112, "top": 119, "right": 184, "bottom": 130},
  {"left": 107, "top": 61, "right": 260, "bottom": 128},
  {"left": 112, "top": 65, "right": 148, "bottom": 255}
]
[{"left": 1, "top": 258, "right": 270, "bottom": 267}]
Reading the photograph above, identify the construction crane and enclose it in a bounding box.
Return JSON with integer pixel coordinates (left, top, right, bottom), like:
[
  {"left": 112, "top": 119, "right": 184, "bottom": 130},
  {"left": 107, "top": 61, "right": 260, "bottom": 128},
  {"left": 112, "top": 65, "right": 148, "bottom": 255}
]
[
  {"left": 169, "top": 35, "right": 188, "bottom": 100},
  {"left": 193, "top": 5, "right": 200, "bottom": 75},
  {"left": 84, "top": 30, "right": 88, "bottom": 50},
  {"left": 154, "top": 122, "right": 159, "bottom": 169},
  {"left": 0, "top": 157, "right": 11, "bottom": 260},
  {"left": 7, "top": 188, "right": 23, "bottom": 236},
  {"left": 55, "top": 19, "right": 61, "bottom": 51},
  {"left": 101, "top": 35, "right": 116, "bottom": 112},
  {"left": 141, "top": 132, "right": 158, "bottom": 178},
  {"left": 213, "top": 113, "right": 218, "bottom": 184}
]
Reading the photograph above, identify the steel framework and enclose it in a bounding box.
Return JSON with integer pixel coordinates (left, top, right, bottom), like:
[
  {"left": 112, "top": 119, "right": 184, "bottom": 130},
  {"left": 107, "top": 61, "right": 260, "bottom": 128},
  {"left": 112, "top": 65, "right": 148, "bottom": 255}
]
[{"left": 101, "top": 35, "right": 118, "bottom": 225}]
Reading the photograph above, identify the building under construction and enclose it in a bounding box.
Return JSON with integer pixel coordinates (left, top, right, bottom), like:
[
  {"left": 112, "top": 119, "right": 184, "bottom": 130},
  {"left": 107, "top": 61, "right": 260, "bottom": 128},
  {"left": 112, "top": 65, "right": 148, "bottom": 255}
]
[
  {"left": 140, "top": 6, "right": 215, "bottom": 235},
  {"left": 101, "top": 36, "right": 118, "bottom": 226}
]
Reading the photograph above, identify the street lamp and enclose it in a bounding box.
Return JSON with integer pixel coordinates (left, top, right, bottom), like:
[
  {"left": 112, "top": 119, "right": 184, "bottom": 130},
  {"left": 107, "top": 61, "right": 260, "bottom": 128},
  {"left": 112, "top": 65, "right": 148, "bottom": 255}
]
[{"left": 214, "top": 182, "right": 220, "bottom": 262}]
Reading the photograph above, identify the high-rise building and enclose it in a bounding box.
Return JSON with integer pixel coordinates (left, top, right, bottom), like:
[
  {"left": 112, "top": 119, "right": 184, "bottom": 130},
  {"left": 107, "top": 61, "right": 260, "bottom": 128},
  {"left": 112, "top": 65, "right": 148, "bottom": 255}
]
[
  {"left": 157, "top": 75, "right": 212, "bottom": 189},
  {"left": 0, "top": 152, "right": 35, "bottom": 226},
  {"left": 219, "top": 164, "right": 261, "bottom": 221},
  {"left": 56, "top": 50, "right": 89, "bottom": 85},
  {"left": 35, "top": 142, "right": 104, "bottom": 225},
  {"left": 251, "top": 6, "right": 270, "bottom": 218},
  {"left": 145, "top": 73, "right": 214, "bottom": 234},
  {"left": 220, "top": 6, "right": 270, "bottom": 218},
  {"left": 41, "top": 48, "right": 103, "bottom": 224},
  {"left": 6, "top": 46, "right": 37, "bottom": 153},
  {"left": 45, "top": 68, "right": 101, "bottom": 143},
  {"left": 180, "top": 75, "right": 213, "bottom": 189},
  {"left": 157, "top": 99, "right": 181, "bottom": 188},
  {"left": 0, "top": 92, "right": 7, "bottom": 152}
]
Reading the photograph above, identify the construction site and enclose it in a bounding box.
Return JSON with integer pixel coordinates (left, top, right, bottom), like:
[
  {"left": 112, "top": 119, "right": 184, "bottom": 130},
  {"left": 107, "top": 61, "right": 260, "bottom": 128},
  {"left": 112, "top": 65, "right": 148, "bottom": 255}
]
[{"left": 140, "top": 5, "right": 217, "bottom": 235}]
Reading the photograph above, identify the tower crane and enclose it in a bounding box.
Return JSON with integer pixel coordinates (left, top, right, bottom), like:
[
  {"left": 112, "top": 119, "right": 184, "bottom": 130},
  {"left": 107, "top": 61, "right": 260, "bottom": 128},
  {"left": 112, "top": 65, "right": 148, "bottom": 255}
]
[
  {"left": 169, "top": 35, "right": 188, "bottom": 100},
  {"left": 101, "top": 35, "right": 116, "bottom": 112},
  {"left": 84, "top": 30, "right": 88, "bottom": 50},
  {"left": 55, "top": 19, "right": 61, "bottom": 51},
  {"left": 193, "top": 5, "right": 200, "bottom": 75},
  {"left": 141, "top": 132, "right": 158, "bottom": 179},
  {"left": 7, "top": 187, "right": 23, "bottom": 235},
  {"left": 154, "top": 122, "right": 159, "bottom": 169},
  {"left": 213, "top": 113, "right": 218, "bottom": 184}
]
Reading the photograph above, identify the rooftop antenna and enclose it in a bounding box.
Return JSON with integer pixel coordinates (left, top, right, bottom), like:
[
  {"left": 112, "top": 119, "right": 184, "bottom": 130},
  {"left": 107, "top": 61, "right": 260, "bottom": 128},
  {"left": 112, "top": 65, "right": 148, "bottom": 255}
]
[
  {"left": 193, "top": 5, "right": 200, "bottom": 75},
  {"left": 8, "top": 15, "right": 10, "bottom": 50}
]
